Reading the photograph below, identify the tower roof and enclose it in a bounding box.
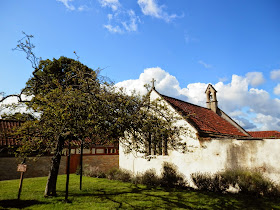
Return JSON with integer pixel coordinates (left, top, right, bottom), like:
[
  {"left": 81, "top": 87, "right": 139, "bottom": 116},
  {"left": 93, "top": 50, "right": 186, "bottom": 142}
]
[{"left": 205, "top": 84, "right": 217, "bottom": 93}]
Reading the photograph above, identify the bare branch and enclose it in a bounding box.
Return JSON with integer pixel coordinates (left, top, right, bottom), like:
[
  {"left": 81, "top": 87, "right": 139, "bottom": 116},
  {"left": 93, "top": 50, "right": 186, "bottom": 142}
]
[
  {"left": 13, "top": 31, "right": 41, "bottom": 69},
  {"left": 0, "top": 88, "right": 30, "bottom": 103}
]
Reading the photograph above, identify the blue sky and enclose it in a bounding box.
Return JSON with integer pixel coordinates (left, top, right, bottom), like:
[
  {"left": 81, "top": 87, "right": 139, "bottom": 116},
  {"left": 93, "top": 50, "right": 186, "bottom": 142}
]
[{"left": 1, "top": 0, "right": 280, "bottom": 131}]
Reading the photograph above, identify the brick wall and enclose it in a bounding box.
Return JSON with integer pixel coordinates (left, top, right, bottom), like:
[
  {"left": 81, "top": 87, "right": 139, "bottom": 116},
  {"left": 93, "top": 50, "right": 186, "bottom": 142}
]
[
  {"left": 0, "top": 155, "right": 119, "bottom": 181},
  {"left": 83, "top": 155, "right": 119, "bottom": 172},
  {"left": 0, "top": 156, "right": 67, "bottom": 181}
]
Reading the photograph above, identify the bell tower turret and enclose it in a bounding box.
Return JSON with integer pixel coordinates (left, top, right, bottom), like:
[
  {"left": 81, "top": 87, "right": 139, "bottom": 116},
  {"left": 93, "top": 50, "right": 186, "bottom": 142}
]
[{"left": 205, "top": 84, "right": 218, "bottom": 113}]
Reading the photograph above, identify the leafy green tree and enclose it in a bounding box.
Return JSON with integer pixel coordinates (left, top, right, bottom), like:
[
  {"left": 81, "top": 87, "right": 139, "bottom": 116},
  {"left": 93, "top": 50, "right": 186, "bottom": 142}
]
[
  {"left": 1, "top": 33, "right": 186, "bottom": 197},
  {"left": 16, "top": 56, "right": 142, "bottom": 196}
]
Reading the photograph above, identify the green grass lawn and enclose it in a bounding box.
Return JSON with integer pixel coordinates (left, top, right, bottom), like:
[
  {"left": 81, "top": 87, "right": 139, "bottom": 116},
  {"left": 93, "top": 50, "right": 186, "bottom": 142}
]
[{"left": 0, "top": 174, "right": 280, "bottom": 209}]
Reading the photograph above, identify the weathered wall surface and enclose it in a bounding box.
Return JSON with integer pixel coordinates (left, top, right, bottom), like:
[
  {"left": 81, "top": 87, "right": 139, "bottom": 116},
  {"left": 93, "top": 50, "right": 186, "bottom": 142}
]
[
  {"left": 0, "top": 155, "right": 119, "bottom": 181},
  {"left": 83, "top": 155, "right": 119, "bottom": 172},
  {"left": 119, "top": 138, "right": 280, "bottom": 184}
]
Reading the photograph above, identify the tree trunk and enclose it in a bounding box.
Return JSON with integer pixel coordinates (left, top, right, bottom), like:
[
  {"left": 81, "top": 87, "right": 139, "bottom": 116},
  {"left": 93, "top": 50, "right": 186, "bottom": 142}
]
[{"left": 44, "top": 136, "right": 65, "bottom": 196}]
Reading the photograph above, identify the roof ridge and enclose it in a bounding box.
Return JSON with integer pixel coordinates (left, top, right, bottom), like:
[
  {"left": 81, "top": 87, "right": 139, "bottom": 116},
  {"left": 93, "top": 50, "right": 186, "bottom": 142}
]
[
  {"left": 249, "top": 130, "right": 280, "bottom": 133},
  {"left": 159, "top": 93, "right": 209, "bottom": 110}
]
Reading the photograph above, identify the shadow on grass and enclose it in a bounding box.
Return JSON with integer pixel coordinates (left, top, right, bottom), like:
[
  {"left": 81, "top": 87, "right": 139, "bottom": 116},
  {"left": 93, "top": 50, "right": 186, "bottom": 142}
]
[
  {"left": 69, "top": 184, "right": 280, "bottom": 209},
  {"left": 0, "top": 199, "right": 47, "bottom": 209},
  {"left": 193, "top": 190, "right": 280, "bottom": 209}
]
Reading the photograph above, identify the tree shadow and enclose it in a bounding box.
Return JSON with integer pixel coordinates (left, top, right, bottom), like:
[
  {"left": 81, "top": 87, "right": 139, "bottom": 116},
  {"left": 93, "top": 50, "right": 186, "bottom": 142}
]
[
  {"left": 67, "top": 184, "right": 280, "bottom": 209},
  {"left": 194, "top": 190, "right": 280, "bottom": 209},
  {"left": 0, "top": 199, "right": 48, "bottom": 209}
]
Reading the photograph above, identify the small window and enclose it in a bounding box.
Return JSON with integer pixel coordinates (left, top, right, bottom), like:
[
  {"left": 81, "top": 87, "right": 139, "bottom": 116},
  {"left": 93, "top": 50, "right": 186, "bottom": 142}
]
[{"left": 146, "top": 134, "right": 168, "bottom": 156}]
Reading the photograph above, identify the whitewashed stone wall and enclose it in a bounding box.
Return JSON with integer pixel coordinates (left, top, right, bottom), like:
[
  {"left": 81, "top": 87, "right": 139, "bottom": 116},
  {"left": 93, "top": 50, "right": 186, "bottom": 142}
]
[
  {"left": 119, "top": 90, "right": 280, "bottom": 184},
  {"left": 120, "top": 138, "right": 280, "bottom": 184}
]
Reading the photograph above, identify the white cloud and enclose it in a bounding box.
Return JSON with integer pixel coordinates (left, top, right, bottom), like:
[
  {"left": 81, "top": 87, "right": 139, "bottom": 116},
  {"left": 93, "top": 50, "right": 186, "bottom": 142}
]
[
  {"left": 218, "top": 77, "right": 228, "bottom": 82},
  {"left": 253, "top": 113, "right": 280, "bottom": 131},
  {"left": 116, "top": 68, "right": 280, "bottom": 131},
  {"left": 78, "top": 5, "right": 90, "bottom": 12},
  {"left": 100, "top": 1, "right": 140, "bottom": 33},
  {"left": 104, "top": 24, "right": 123, "bottom": 33},
  {"left": 116, "top": 67, "right": 185, "bottom": 99},
  {"left": 137, "top": 0, "right": 179, "bottom": 22},
  {"left": 99, "top": 0, "right": 120, "bottom": 11},
  {"left": 270, "top": 69, "right": 280, "bottom": 80},
  {"left": 108, "top": 14, "right": 113, "bottom": 21},
  {"left": 274, "top": 84, "right": 280, "bottom": 95},
  {"left": 0, "top": 95, "right": 34, "bottom": 118},
  {"left": 245, "top": 72, "right": 265, "bottom": 87},
  {"left": 57, "top": 0, "right": 90, "bottom": 12},
  {"left": 198, "top": 60, "right": 212, "bottom": 69},
  {"left": 103, "top": 9, "right": 140, "bottom": 33},
  {"left": 57, "top": 0, "right": 75, "bottom": 11},
  {"left": 121, "top": 10, "right": 139, "bottom": 32}
]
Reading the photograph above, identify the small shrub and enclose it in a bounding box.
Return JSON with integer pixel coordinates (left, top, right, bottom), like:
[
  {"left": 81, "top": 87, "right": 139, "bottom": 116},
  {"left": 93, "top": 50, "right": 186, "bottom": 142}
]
[
  {"left": 141, "top": 169, "right": 160, "bottom": 188},
  {"left": 192, "top": 169, "right": 280, "bottom": 197},
  {"left": 107, "top": 168, "right": 119, "bottom": 180},
  {"left": 230, "top": 170, "right": 276, "bottom": 196},
  {"left": 131, "top": 173, "right": 143, "bottom": 185},
  {"left": 107, "top": 168, "right": 132, "bottom": 182},
  {"left": 160, "top": 162, "right": 186, "bottom": 188},
  {"left": 83, "top": 166, "right": 106, "bottom": 178},
  {"left": 191, "top": 172, "right": 215, "bottom": 191},
  {"left": 75, "top": 166, "right": 82, "bottom": 175}
]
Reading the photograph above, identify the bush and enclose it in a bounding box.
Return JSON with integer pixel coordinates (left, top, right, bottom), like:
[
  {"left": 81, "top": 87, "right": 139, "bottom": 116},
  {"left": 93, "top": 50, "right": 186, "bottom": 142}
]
[
  {"left": 220, "top": 169, "right": 278, "bottom": 196},
  {"left": 141, "top": 169, "right": 160, "bottom": 188},
  {"left": 191, "top": 172, "right": 221, "bottom": 192},
  {"left": 75, "top": 165, "right": 82, "bottom": 175},
  {"left": 160, "top": 162, "right": 186, "bottom": 188},
  {"left": 83, "top": 165, "right": 106, "bottom": 178},
  {"left": 131, "top": 173, "right": 143, "bottom": 185},
  {"left": 107, "top": 168, "right": 132, "bottom": 182},
  {"left": 191, "top": 169, "right": 280, "bottom": 197}
]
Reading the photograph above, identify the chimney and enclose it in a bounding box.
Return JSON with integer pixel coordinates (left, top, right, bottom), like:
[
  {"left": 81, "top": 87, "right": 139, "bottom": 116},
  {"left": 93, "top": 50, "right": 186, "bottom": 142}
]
[{"left": 205, "top": 84, "right": 218, "bottom": 113}]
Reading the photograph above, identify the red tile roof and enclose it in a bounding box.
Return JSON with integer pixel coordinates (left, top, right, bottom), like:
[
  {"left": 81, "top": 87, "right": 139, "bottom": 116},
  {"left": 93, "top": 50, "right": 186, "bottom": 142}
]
[
  {"left": 0, "top": 120, "right": 117, "bottom": 147},
  {"left": 248, "top": 131, "right": 280, "bottom": 139},
  {"left": 160, "top": 94, "right": 248, "bottom": 138},
  {"left": 0, "top": 120, "right": 22, "bottom": 146}
]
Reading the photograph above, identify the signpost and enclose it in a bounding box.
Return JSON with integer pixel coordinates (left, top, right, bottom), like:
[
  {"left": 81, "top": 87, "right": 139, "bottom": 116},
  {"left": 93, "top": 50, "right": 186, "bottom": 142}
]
[{"left": 17, "top": 159, "right": 27, "bottom": 200}]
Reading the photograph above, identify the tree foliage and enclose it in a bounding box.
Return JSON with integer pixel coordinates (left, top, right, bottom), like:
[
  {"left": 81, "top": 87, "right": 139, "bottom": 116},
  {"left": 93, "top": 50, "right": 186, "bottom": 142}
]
[
  {"left": 1, "top": 32, "right": 186, "bottom": 196},
  {"left": 120, "top": 93, "right": 187, "bottom": 157}
]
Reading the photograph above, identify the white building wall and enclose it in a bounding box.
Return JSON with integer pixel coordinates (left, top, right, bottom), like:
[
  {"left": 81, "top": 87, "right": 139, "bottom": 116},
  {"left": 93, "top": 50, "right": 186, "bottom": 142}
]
[
  {"left": 120, "top": 138, "right": 280, "bottom": 184},
  {"left": 119, "top": 89, "right": 280, "bottom": 184}
]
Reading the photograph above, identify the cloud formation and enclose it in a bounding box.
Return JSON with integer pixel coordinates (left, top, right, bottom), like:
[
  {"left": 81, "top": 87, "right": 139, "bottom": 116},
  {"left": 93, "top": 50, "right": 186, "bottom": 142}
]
[
  {"left": 198, "top": 60, "right": 212, "bottom": 69},
  {"left": 0, "top": 95, "right": 33, "bottom": 118},
  {"left": 99, "top": 0, "right": 120, "bottom": 11},
  {"left": 101, "top": 1, "right": 140, "bottom": 33},
  {"left": 274, "top": 84, "right": 280, "bottom": 95},
  {"left": 78, "top": 5, "right": 90, "bottom": 11},
  {"left": 116, "top": 67, "right": 280, "bottom": 131},
  {"left": 57, "top": 1, "right": 180, "bottom": 33},
  {"left": 270, "top": 69, "right": 280, "bottom": 80},
  {"left": 57, "top": 0, "right": 75, "bottom": 11},
  {"left": 137, "top": 0, "right": 179, "bottom": 22},
  {"left": 245, "top": 72, "right": 265, "bottom": 87},
  {"left": 57, "top": 0, "right": 89, "bottom": 12}
]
